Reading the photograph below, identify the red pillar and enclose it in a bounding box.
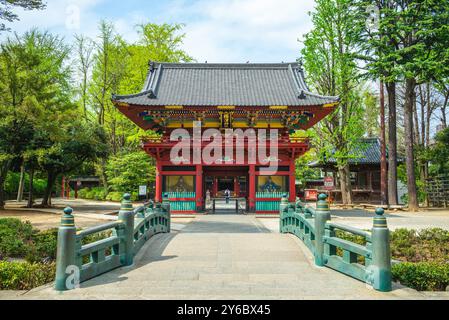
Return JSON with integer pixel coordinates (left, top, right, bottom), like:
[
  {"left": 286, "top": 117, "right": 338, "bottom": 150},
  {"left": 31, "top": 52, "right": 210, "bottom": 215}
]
[
  {"left": 66, "top": 179, "right": 70, "bottom": 199},
  {"left": 249, "top": 164, "right": 256, "bottom": 212},
  {"left": 195, "top": 164, "right": 203, "bottom": 211},
  {"left": 289, "top": 160, "right": 296, "bottom": 202},
  {"left": 155, "top": 162, "right": 162, "bottom": 202}
]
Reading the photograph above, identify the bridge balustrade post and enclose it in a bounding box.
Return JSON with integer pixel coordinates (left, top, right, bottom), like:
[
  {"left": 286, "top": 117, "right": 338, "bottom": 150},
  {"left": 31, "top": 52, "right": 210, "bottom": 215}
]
[
  {"left": 279, "top": 193, "right": 289, "bottom": 233},
  {"left": 55, "top": 207, "right": 77, "bottom": 291},
  {"left": 162, "top": 192, "right": 171, "bottom": 233},
  {"left": 118, "top": 193, "right": 135, "bottom": 266},
  {"left": 314, "top": 194, "right": 331, "bottom": 267},
  {"left": 368, "top": 208, "right": 392, "bottom": 292}
]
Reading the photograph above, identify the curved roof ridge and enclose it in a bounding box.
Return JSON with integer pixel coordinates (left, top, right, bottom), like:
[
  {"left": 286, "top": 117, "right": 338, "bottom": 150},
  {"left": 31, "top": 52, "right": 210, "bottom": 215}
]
[
  {"left": 153, "top": 62, "right": 300, "bottom": 69},
  {"left": 112, "top": 90, "right": 154, "bottom": 100},
  {"left": 301, "top": 89, "right": 340, "bottom": 101},
  {"left": 112, "top": 61, "right": 340, "bottom": 107}
]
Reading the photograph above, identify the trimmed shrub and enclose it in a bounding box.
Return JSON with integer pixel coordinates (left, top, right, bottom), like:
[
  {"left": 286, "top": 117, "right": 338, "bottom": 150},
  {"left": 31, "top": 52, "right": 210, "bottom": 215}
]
[
  {"left": 131, "top": 191, "right": 139, "bottom": 201},
  {"left": 0, "top": 218, "right": 35, "bottom": 259},
  {"left": 334, "top": 230, "right": 367, "bottom": 264},
  {"left": 106, "top": 191, "right": 122, "bottom": 202},
  {"left": 77, "top": 187, "right": 107, "bottom": 201},
  {"left": 390, "top": 228, "right": 449, "bottom": 263},
  {"left": 81, "top": 230, "right": 112, "bottom": 246},
  {"left": 78, "top": 187, "right": 90, "bottom": 199},
  {"left": 26, "top": 229, "right": 58, "bottom": 263},
  {"left": 0, "top": 261, "right": 55, "bottom": 290},
  {"left": 392, "top": 262, "right": 449, "bottom": 291}
]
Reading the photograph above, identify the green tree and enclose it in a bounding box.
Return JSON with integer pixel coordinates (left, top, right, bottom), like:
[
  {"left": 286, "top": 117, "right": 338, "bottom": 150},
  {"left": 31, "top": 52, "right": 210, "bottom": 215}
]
[
  {"left": 352, "top": 0, "right": 404, "bottom": 205},
  {"left": 394, "top": 1, "right": 449, "bottom": 210},
  {"left": 84, "top": 21, "right": 193, "bottom": 190},
  {"left": 0, "top": 29, "right": 71, "bottom": 209},
  {"left": 301, "top": 0, "right": 365, "bottom": 204},
  {"left": 354, "top": 0, "right": 449, "bottom": 210},
  {"left": 430, "top": 128, "right": 449, "bottom": 175},
  {"left": 38, "top": 119, "right": 109, "bottom": 206},
  {"left": 136, "top": 23, "right": 193, "bottom": 63},
  {"left": 105, "top": 151, "right": 155, "bottom": 194}
]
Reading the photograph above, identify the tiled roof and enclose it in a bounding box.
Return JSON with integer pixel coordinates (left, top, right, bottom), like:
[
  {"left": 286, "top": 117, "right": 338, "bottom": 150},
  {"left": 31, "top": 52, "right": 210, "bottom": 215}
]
[
  {"left": 309, "top": 138, "right": 390, "bottom": 167},
  {"left": 112, "top": 62, "right": 339, "bottom": 107}
]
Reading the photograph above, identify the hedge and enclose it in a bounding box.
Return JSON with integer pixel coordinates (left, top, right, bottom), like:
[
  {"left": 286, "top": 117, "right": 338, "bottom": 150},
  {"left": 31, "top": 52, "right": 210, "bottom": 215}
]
[
  {"left": 0, "top": 261, "right": 55, "bottom": 290},
  {"left": 0, "top": 218, "right": 114, "bottom": 290},
  {"left": 392, "top": 262, "right": 449, "bottom": 291},
  {"left": 0, "top": 218, "right": 35, "bottom": 259},
  {"left": 78, "top": 188, "right": 138, "bottom": 202}
]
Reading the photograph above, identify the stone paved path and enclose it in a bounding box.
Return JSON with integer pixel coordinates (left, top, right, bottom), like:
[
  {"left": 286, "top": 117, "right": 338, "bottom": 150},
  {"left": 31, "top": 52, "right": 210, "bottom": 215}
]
[{"left": 9, "top": 214, "right": 443, "bottom": 300}]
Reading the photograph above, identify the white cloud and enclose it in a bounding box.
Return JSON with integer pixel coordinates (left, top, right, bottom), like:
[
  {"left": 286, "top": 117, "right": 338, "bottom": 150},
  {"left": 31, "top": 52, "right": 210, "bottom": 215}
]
[
  {"left": 0, "top": 0, "right": 105, "bottom": 40},
  {"left": 167, "top": 0, "right": 316, "bottom": 62},
  {"left": 0, "top": 0, "right": 317, "bottom": 62}
]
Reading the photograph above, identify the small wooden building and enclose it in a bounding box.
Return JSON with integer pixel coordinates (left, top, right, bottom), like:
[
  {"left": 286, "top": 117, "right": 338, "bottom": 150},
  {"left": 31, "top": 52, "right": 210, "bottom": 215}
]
[{"left": 307, "top": 138, "right": 385, "bottom": 203}]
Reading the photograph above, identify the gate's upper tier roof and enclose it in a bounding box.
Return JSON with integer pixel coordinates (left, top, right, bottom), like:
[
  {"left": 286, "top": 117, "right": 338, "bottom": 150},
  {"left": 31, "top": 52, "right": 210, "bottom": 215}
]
[{"left": 112, "top": 62, "right": 339, "bottom": 107}]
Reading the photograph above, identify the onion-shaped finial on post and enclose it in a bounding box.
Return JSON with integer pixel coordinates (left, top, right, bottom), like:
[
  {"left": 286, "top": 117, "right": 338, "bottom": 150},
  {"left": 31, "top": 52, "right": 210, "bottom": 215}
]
[{"left": 120, "top": 193, "right": 133, "bottom": 212}]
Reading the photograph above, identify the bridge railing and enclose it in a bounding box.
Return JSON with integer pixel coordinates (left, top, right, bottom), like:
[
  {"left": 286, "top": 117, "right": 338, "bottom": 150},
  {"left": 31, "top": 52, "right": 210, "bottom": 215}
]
[
  {"left": 280, "top": 194, "right": 392, "bottom": 292},
  {"left": 55, "top": 193, "right": 170, "bottom": 291}
]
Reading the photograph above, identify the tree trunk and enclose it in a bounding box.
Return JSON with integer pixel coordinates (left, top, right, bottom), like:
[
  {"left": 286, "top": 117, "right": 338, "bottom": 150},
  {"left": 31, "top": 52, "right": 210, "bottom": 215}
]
[
  {"left": 0, "top": 161, "right": 10, "bottom": 210},
  {"left": 404, "top": 78, "right": 419, "bottom": 211},
  {"left": 338, "top": 167, "right": 348, "bottom": 205},
  {"left": 423, "top": 83, "right": 431, "bottom": 207},
  {"left": 17, "top": 164, "right": 25, "bottom": 202},
  {"left": 41, "top": 171, "right": 56, "bottom": 207},
  {"left": 100, "top": 157, "right": 109, "bottom": 190},
  {"left": 380, "top": 81, "right": 388, "bottom": 205},
  {"left": 338, "top": 165, "right": 353, "bottom": 205},
  {"left": 26, "top": 168, "right": 34, "bottom": 208},
  {"left": 386, "top": 82, "right": 398, "bottom": 205},
  {"left": 441, "top": 92, "right": 448, "bottom": 128},
  {"left": 344, "top": 164, "right": 353, "bottom": 205},
  {"left": 413, "top": 93, "right": 421, "bottom": 147}
]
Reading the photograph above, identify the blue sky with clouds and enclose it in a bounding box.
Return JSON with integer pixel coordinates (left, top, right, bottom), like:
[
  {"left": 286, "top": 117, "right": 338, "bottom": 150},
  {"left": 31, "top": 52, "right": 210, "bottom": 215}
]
[{"left": 3, "top": 0, "right": 316, "bottom": 62}]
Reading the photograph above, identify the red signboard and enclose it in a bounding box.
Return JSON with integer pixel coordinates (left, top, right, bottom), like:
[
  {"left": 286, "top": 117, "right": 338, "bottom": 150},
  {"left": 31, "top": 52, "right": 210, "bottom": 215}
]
[
  {"left": 304, "top": 189, "right": 318, "bottom": 201},
  {"left": 323, "top": 176, "right": 334, "bottom": 190}
]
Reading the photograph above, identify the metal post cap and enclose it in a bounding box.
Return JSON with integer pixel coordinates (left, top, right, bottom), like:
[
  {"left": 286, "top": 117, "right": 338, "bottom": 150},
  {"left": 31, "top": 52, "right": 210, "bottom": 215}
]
[
  {"left": 373, "top": 208, "right": 387, "bottom": 228},
  {"left": 316, "top": 193, "right": 329, "bottom": 211},
  {"left": 318, "top": 193, "right": 328, "bottom": 201},
  {"left": 61, "top": 207, "right": 75, "bottom": 226},
  {"left": 120, "top": 193, "right": 133, "bottom": 211}
]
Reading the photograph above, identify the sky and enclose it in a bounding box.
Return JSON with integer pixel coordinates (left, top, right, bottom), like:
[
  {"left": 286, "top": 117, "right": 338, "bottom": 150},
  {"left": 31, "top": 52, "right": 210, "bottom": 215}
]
[{"left": 2, "top": 0, "right": 317, "bottom": 63}]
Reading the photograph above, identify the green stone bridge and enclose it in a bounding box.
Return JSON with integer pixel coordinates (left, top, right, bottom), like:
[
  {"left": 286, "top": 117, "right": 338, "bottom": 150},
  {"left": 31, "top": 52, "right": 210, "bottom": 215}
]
[{"left": 19, "top": 194, "right": 425, "bottom": 299}]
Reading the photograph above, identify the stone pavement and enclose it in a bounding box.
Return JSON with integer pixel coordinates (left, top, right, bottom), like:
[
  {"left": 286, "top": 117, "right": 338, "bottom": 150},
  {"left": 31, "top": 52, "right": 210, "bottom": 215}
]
[
  {"left": 6, "top": 214, "right": 445, "bottom": 300},
  {"left": 6, "top": 198, "right": 121, "bottom": 221}
]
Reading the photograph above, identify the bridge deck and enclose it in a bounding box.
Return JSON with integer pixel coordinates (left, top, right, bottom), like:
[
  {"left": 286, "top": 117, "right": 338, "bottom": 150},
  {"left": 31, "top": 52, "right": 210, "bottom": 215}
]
[{"left": 22, "top": 215, "right": 423, "bottom": 300}]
